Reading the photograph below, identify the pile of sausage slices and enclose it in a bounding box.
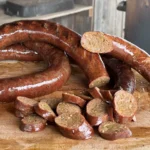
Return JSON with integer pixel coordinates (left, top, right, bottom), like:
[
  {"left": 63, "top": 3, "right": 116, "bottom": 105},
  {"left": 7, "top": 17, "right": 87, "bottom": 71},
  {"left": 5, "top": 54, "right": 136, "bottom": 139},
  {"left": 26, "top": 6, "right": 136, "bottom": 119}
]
[{"left": 0, "top": 20, "right": 149, "bottom": 141}]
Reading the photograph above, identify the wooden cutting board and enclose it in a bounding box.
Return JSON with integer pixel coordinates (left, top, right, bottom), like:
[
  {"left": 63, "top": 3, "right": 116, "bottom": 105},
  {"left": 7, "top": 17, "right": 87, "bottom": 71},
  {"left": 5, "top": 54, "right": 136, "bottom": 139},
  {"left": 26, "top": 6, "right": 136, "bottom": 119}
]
[{"left": 0, "top": 60, "right": 150, "bottom": 150}]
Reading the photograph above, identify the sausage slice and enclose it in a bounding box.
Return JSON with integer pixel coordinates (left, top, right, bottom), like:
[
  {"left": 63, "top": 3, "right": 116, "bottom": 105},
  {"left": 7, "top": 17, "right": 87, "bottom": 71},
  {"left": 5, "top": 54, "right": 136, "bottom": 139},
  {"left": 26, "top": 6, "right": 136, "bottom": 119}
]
[
  {"left": 86, "top": 99, "right": 108, "bottom": 126},
  {"left": 113, "top": 90, "right": 137, "bottom": 123},
  {"left": 15, "top": 109, "right": 33, "bottom": 118},
  {"left": 62, "top": 93, "right": 86, "bottom": 108},
  {"left": 55, "top": 113, "right": 94, "bottom": 140},
  {"left": 40, "top": 98, "right": 62, "bottom": 110},
  {"left": 20, "top": 114, "right": 47, "bottom": 132},
  {"left": 56, "top": 102, "right": 81, "bottom": 115},
  {"left": 81, "top": 31, "right": 150, "bottom": 83},
  {"left": 14, "top": 96, "right": 37, "bottom": 112},
  {"left": 81, "top": 32, "right": 113, "bottom": 53},
  {"left": 34, "top": 101, "right": 56, "bottom": 122},
  {"left": 88, "top": 87, "right": 103, "bottom": 99},
  {"left": 98, "top": 121, "right": 132, "bottom": 140}
]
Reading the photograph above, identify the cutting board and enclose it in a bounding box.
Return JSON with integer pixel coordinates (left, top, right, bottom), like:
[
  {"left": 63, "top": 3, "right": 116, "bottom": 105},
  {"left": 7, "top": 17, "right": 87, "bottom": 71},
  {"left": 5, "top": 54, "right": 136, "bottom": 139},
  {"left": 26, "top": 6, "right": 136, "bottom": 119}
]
[{"left": 0, "top": 60, "right": 150, "bottom": 150}]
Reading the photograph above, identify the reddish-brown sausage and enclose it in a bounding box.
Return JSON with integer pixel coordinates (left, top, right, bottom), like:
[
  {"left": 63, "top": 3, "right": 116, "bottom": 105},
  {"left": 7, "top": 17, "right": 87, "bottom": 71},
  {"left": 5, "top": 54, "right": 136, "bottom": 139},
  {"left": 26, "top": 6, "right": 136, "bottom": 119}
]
[
  {"left": 0, "top": 20, "right": 110, "bottom": 88},
  {"left": 0, "top": 42, "right": 71, "bottom": 102},
  {"left": 20, "top": 114, "right": 47, "bottom": 132},
  {"left": 62, "top": 92, "right": 86, "bottom": 108},
  {"left": 113, "top": 90, "right": 137, "bottom": 123},
  {"left": 0, "top": 44, "right": 41, "bottom": 61},
  {"left": 98, "top": 121, "right": 132, "bottom": 140},
  {"left": 34, "top": 101, "right": 56, "bottom": 122},
  {"left": 102, "top": 56, "right": 136, "bottom": 93},
  {"left": 55, "top": 113, "right": 94, "bottom": 140},
  {"left": 86, "top": 98, "right": 108, "bottom": 126},
  {"left": 56, "top": 102, "right": 81, "bottom": 115},
  {"left": 81, "top": 31, "right": 150, "bottom": 83},
  {"left": 14, "top": 96, "right": 37, "bottom": 112},
  {"left": 88, "top": 87, "right": 115, "bottom": 103}
]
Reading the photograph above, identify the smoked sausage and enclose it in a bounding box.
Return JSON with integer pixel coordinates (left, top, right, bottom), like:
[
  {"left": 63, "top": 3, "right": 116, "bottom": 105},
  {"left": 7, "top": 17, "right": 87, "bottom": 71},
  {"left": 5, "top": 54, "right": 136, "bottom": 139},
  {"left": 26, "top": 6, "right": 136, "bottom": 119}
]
[
  {"left": 0, "top": 42, "right": 71, "bottom": 102},
  {"left": 0, "top": 20, "right": 110, "bottom": 88},
  {"left": 81, "top": 31, "right": 150, "bottom": 83}
]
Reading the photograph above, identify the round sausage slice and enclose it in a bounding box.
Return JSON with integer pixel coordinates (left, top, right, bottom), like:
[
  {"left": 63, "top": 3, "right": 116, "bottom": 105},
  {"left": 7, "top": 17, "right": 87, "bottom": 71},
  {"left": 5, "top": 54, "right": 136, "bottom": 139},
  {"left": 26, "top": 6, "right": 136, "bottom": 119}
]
[
  {"left": 113, "top": 90, "right": 137, "bottom": 123},
  {"left": 62, "top": 93, "right": 86, "bottom": 108},
  {"left": 98, "top": 121, "right": 132, "bottom": 140},
  {"left": 20, "top": 114, "right": 47, "bottom": 132},
  {"left": 88, "top": 87, "right": 103, "bottom": 99},
  {"left": 86, "top": 98, "right": 108, "bottom": 126},
  {"left": 55, "top": 113, "right": 94, "bottom": 140},
  {"left": 14, "top": 96, "right": 37, "bottom": 112},
  {"left": 15, "top": 109, "right": 33, "bottom": 118},
  {"left": 40, "top": 98, "right": 62, "bottom": 110},
  {"left": 56, "top": 102, "right": 81, "bottom": 115},
  {"left": 34, "top": 101, "right": 56, "bottom": 122}
]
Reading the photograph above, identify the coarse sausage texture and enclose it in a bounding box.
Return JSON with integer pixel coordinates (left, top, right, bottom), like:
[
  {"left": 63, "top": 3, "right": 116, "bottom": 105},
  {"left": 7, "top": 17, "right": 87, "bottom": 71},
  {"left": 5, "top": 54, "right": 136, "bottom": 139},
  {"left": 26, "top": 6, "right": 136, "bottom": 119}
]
[
  {"left": 0, "top": 20, "right": 110, "bottom": 89},
  {"left": 55, "top": 113, "right": 94, "bottom": 140},
  {"left": 98, "top": 121, "right": 132, "bottom": 140},
  {"left": 81, "top": 31, "right": 150, "bottom": 83},
  {"left": 113, "top": 90, "right": 137, "bottom": 123},
  {"left": 20, "top": 114, "right": 47, "bottom": 132}
]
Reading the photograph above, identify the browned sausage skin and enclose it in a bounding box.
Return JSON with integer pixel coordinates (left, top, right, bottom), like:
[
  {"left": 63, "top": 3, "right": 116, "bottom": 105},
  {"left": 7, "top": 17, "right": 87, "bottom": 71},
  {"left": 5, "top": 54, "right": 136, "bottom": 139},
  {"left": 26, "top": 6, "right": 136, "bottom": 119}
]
[
  {"left": 0, "top": 20, "right": 110, "bottom": 88},
  {"left": 0, "top": 42, "right": 71, "bottom": 102},
  {"left": 0, "top": 44, "right": 41, "bottom": 61},
  {"left": 0, "top": 44, "right": 135, "bottom": 94},
  {"left": 81, "top": 31, "right": 150, "bottom": 83},
  {"left": 102, "top": 56, "right": 136, "bottom": 93}
]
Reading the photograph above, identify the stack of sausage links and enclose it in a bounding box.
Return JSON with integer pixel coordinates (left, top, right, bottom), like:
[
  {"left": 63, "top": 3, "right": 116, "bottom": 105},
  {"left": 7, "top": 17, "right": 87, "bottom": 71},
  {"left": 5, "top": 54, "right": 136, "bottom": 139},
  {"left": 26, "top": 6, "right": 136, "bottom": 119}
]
[{"left": 0, "top": 20, "right": 149, "bottom": 141}]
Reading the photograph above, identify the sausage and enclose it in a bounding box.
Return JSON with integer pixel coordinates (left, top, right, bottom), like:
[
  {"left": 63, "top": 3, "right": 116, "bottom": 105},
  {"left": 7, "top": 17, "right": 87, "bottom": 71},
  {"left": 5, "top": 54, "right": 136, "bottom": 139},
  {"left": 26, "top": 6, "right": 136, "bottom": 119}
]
[
  {"left": 88, "top": 87, "right": 103, "bottom": 99},
  {"left": 62, "top": 92, "right": 86, "bottom": 108},
  {"left": 102, "top": 56, "right": 136, "bottom": 93},
  {"left": 56, "top": 102, "right": 81, "bottom": 115},
  {"left": 0, "top": 20, "right": 110, "bottom": 88},
  {"left": 86, "top": 98, "right": 108, "bottom": 126},
  {"left": 20, "top": 114, "right": 47, "bottom": 132},
  {"left": 0, "top": 44, "right": 41, "bottom": 61},
  {"left": 88, "top": 87, "right": 115, "bottom": 103},
  {"left": 0, "top": 42, "right": 71, "bottom": 102},
  {"left": 34, "top": 101, "right": 56, "bottom": 122},
  {"left": 98, "top": 121, "right": 132, "bottom": 140},
  {"left": 15, "top": 109, "right": 33, "bottom": 118},
  {"left": 81, "top": 31, "right": 150, "bottom": 83},
  {"left": 40, "top": 98, "right": 62, "bottom": 110},
  {"left": 107, "top": 105, "right": 114, "bottom": 122},
  {"left": 113, "top": 90, "right": 137, "bottom": 123},
  {"left": 77, "top": 94, "right": 92, "bottom": 101},
  {"left": 55, "top": 113, "right": 94, "bottom": 140},
  {"left": 14, "top": 96, "right": 37, "bottom": 112}
]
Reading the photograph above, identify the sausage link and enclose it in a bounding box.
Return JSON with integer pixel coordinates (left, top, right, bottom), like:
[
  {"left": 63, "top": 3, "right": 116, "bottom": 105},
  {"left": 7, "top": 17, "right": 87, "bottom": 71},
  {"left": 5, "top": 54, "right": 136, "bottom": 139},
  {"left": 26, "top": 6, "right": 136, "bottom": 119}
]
[
  {"left": 106, "top": 34, "right": 150, "bottom": 83},
  {"left": 0, "top": 20, "right": 110, "bottom": 88},
  {"left": 81, "top": 31, "right": 150, "bottom": 83},
  {"left": 0, "top": 44, "right": 41, "bottom": 61},
  {"left": 0, "top": 42, "right": 71, "bottom": 102},
  {"left": 0, "top": 45, "right": 135, "bottom": 95},
  {"left": 102, "top": 56, "right": 136, "bottom": 93}
]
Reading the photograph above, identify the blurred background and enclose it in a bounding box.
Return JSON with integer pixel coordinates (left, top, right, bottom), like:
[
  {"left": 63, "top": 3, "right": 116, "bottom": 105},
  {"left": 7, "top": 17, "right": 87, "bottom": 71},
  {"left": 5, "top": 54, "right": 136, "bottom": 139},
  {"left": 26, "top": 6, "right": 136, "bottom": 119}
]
[{"left": 0, "top": 0, "right": 149, "bottom": 53}]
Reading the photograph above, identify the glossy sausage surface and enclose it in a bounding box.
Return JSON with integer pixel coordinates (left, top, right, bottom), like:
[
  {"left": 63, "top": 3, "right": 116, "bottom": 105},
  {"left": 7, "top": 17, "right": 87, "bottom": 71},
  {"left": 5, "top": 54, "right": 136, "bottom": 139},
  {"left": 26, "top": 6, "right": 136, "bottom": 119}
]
[
  {"left": 0, "top": 42, "right": 71, "bottom": 102},
  {"left": 0, "top": 20, "right": 110, "bottom": 88},
  {"left": 105, "top": 34, "right": 150, "bottom": 83},
  {"left": 0, "top": 44, "right": 41, "bottom": 61},
  {"left": 102, "top": 56, "right": 136, "bottom": 93},
  {"left": 81, "top": 31, "right": 150, "bottom": 83}
]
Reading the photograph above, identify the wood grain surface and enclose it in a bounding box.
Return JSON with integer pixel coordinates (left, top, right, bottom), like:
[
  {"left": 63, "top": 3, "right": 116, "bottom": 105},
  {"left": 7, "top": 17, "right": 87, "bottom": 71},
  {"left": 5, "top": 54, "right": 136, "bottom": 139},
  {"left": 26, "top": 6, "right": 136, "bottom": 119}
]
[{"left": 0, "top": 60, "right": 150, "bottom": 150}]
